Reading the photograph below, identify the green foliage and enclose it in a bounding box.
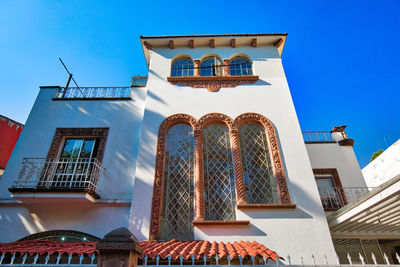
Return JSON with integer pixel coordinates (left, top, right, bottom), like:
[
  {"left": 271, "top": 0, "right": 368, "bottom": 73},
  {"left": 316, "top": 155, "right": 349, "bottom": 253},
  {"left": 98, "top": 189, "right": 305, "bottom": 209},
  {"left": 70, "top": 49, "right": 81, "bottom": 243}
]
[{"left": 370, "top": 149, "right": 384, "bottom": 162}]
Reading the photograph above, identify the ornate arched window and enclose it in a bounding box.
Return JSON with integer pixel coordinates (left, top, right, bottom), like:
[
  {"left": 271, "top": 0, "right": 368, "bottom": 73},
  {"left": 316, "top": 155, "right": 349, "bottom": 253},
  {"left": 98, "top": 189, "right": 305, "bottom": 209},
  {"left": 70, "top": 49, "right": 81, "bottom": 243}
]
[
  {"left": 171, "top": 57, "right": 194, "bottom": 77},
  {"left": 19, "top": 230, "right": 99, "bottom": 242},
  {"left": 239, "top": 122, "right": 279, "bottom": 204},
  {"left": 202, "top": 122, "right": 236, "bottom": 220},
  {"left": 230, "top": 57, "right": 253, "bottom": 76},
  {"left": 160, "top": 123, "right": 195, "bottom": 240},
  {"left": 200, "top": 56, "right": 222, "bottom": 76}
]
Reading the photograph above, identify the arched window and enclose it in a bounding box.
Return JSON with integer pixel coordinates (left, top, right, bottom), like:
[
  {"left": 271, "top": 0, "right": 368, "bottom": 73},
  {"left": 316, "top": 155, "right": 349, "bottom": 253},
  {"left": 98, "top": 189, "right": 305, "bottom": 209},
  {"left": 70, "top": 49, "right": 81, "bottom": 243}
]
[
  {"left": 230, "top": 57, "right": 253, "bottom": 76},
  {"left": 160, "top": 123, "right": 195, "bottom": 240},
  {"left": 19, "top": 230, "right": 99, "bottom": 242},
  {"left": 202, "top": 123, "right": 236, "bottom": 220},
  {"left": 239, "top": 122, "right": 279, "bottom": 204},
  {"left": 201, "top": 56, "right": 222, "bottom": 76},
  {"left": 171, "top": 57, "right": 194, "bottom": 77}
]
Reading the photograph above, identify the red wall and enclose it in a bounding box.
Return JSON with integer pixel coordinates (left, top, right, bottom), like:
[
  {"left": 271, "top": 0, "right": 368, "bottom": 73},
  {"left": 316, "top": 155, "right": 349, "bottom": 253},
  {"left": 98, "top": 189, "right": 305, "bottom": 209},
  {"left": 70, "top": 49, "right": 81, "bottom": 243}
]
[{"left": 0, "top": 116, "right": 23, "bottom": 169}]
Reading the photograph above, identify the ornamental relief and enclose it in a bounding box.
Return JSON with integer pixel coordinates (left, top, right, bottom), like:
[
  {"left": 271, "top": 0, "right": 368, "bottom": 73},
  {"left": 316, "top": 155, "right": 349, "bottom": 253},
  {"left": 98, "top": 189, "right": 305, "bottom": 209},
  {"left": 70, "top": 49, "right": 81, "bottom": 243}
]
[
  {"left": 168, "top": 79, "right": 258, "bottom": 92},
  {"left": 149, "top": 112, "right": 291, "bottom": 240}
]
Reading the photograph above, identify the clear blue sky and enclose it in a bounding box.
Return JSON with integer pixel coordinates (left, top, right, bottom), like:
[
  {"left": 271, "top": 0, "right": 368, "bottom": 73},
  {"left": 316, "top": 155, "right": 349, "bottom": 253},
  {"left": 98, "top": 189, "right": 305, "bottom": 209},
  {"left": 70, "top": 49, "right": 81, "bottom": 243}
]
[{"left": 1, "top": 0, "right": 399, "bottom": 168}]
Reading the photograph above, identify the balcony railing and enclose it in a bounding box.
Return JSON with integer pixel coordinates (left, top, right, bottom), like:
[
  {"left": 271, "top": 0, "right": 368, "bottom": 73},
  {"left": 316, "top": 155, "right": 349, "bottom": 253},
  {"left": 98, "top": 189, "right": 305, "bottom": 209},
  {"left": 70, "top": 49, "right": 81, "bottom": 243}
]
[
  {"left": 56, "top": 87, "right": 131, "bottom": 99},
  {"left": 303, "top": 131, "right": 335, "bottom": 143},
  {"left": 10, "top": 158, "right": 105, "bottom": 198},
  {"left": 318, "top": 187, "right": 374, "bottom": 210}
]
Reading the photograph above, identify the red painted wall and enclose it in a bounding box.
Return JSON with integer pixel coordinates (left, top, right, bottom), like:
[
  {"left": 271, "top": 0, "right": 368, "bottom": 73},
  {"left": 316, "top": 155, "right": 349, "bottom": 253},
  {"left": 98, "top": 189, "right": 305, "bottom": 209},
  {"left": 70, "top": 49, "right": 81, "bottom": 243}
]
[{"left": 0, "top": 116, "right": 23, "bottom": 169}]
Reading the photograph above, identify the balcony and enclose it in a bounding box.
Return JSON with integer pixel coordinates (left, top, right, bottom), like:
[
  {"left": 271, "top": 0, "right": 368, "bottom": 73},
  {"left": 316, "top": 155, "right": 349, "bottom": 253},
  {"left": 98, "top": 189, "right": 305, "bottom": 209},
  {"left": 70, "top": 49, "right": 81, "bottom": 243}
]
[
  {"left": 303, "top": 131, "right": 336, "bottom": 143},
  {"left": 318, "top": 186, "right": 374, "bottom": 210},
  {"left": 9, "top": 158, "right": 105, "bottom": 203},
  {"left": 54, "top": 87, "right": 131, "bottom": 100}
]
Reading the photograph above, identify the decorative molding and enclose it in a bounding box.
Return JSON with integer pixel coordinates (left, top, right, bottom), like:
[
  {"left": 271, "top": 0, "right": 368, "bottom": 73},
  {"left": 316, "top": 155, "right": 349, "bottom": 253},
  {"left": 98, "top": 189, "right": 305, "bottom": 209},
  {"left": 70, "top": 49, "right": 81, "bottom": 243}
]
[
  {"left": 252, "top": 38, "right": 257, "bottom": 47},
  {"left": 273, "top": 38, "right": 283, "bottom": 48},
  {"left": 233, "top": 113, "right": 291, "bottom": 204},
  {"left": 150, "top": 112, "right": 293, "bottom": 239},
  {"left": 143, "top": 41, "right": 152, "bottom": 50},
  {"left": 210, "top": 39, "right": 215, "bottom": 48},
  {"left": 313, "top": 168, "right": 347, "bottom": 206},
  {"left": 46, "top": 128, "right": 109, "bottom": 162},
  {"left": 231, "top": 39, "right": 236, "bottom": 48},
  {"left": 237, "top": 203, "right": 296, "bottom": 210},
  {"left": 168, "top": 40, "right": 174, "bottom": 49},
  {"left": 192, "top": 220, "right": 249, "bottom": 226},
  {"left": 223, "top": 59, "right": 231, "bottom": 76},
  {"left": 338, "top": 138, "right": 354, "bottom": 147},
  {"left": 149, "top": 114, "right": 197, "bottom": 240},
  {"left": 167, "top": 75, "right": 259, "bottom": 92},
  {"left": 332, "top": 125, "right": 347, "bottom": 132}
]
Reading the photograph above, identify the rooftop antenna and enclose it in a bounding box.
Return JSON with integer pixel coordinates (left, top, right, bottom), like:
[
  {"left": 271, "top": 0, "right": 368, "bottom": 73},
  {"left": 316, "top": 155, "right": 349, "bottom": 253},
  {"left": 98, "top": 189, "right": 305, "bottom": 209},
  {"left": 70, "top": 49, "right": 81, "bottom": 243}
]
[{"left": 58, "top": 58, "right": 85, "bottom": 97}]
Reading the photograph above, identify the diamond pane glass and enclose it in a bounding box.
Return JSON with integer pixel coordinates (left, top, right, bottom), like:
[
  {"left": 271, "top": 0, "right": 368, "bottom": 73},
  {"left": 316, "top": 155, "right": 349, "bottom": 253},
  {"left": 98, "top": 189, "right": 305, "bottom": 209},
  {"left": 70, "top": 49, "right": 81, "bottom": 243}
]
[
  {"left": 239, "top": 122, "right": 279, "bottom": 204},
  {"left": 160, "top": 124, "right": 195, "bottom": 240},
  {"left": 203, "top": 123, "right": 236, "bottom": 221}
]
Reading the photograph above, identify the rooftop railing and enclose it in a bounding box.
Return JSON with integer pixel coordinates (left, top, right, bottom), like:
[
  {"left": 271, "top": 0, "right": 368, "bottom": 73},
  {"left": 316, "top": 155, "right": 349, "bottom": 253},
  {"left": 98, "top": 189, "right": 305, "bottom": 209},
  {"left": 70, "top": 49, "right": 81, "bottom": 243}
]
[
  {"left": 10, "top": 158, "right": 105, "bottom": 197},
  {"left": 303, "top": 131, "right": 335, "bottom": 143},
  {"left": 317, "top": 186, "right": 374, "bottom": 210},
  {"left": 56, "top": 87, "right": 131, "bottom": 99}
]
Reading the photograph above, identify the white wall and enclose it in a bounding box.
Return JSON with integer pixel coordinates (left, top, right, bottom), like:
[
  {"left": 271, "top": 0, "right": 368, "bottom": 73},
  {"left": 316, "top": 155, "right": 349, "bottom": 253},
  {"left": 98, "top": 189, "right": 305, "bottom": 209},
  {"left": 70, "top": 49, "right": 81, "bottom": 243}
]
[
  {"left": 306, "top": 143, "right": 367, "bottom": 188},
  {"left": 0, "top": 85, "right": 147, "bottom": 241},
  {"left": 129, "top": 45, "right": 338, "bottom": 264},
  {"left": 362, "top": 139, "right": 400, "bottom": 188}
]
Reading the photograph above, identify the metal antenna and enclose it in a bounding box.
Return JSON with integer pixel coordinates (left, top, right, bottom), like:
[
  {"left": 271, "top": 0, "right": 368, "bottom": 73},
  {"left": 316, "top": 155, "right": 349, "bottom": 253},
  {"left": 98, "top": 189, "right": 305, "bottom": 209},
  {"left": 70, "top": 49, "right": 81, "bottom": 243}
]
[{"left": 58, "top": 58, "right": 85, "bottom": 97}]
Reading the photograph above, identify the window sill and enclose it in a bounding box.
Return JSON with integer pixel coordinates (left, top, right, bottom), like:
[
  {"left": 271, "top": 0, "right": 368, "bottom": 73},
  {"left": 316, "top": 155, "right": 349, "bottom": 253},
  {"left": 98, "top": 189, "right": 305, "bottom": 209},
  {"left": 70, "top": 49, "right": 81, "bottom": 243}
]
[
  {"left": 53, "top": 97, "right": 132, "bottom": 101},
  {"left": 192, "top": 220, "right": 250, "bottom": 226},
  {"left": 237, "top": 203, "right": 296, "bottom": 210},
  {"left": 167, "top": 75, "right": 259, "bottom": 92}
]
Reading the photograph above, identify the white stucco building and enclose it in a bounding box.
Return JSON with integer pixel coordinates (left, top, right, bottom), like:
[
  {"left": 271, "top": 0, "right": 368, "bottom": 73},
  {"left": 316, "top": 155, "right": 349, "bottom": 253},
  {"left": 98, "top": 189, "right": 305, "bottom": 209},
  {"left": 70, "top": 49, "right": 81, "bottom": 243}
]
[{"left": 0, "top": 33, "right": 399, "bottom": 266}]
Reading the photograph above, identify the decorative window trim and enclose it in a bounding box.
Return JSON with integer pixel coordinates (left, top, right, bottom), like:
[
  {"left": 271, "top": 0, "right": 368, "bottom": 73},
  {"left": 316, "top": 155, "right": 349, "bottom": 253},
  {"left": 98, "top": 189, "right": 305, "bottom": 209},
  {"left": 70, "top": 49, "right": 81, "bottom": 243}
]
[
  {"left": 313, "top": 168, "right": 347, "bottom": 209},
  {"left": 167, "top": 75, "right": 259, "bottom": 92},
  {"left": 149, "top": 114, "right": 197, "bottom": 241},
  {"left": 232, "top": 113, "right": 292, "bottom": 205},
  {"left": 149, "top": 113, "right": 292, "bottom": 240},
  {"left": 46, "top": 128, "right": 109, "bottom": 162}
]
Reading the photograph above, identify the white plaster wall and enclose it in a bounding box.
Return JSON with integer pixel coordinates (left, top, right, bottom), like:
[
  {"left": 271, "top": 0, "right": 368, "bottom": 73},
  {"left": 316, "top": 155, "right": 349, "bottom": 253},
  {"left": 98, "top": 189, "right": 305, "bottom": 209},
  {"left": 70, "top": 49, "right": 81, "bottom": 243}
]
[
  {"left": 0, "top": 85, "right": 147, "bottom": 241},
  {"left": 129, "top": 46, "right": 338, "bottom": 264},
  {"left": 306, "top": 143, "right": 367, "bottom": 188},
  {"left": 362, "top": 139, "right": 400, "bottom": 188}
]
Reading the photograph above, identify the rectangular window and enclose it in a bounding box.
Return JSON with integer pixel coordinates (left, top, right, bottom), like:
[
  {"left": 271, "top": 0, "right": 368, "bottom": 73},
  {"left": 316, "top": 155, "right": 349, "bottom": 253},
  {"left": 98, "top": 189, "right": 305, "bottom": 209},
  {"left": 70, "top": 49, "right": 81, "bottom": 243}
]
[{"left": 315, "top": 175, "right": 344, "bottom": 209}]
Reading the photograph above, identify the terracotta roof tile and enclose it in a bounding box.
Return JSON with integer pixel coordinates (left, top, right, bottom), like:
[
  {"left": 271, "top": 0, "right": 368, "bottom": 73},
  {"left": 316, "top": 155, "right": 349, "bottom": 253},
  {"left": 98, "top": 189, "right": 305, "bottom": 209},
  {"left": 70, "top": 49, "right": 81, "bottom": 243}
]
[{"left": 0, "top": 239, "right": 280, "bottom": 262}]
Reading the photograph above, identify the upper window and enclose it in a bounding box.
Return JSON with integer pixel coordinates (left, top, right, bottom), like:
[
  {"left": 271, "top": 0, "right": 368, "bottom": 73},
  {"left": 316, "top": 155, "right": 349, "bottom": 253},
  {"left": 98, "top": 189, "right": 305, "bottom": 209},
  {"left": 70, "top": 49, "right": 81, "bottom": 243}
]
[
  {"left": 201, "top": 56, "right": 222, "bottom": 76},
  {"left": 230, "top": 57, "right": 253, "bottom": 76},
  {"left": 239, "top": 122, "right": 279, "bottom": 204},
  {"left": 171, "top": 57, "right": 194, "bottom": 77},
  {"left": 202, "top": 123, "right": 236, "bottom": 221},
  {"left": 160, "top": 124, "right": 195, "bottom": 240}
]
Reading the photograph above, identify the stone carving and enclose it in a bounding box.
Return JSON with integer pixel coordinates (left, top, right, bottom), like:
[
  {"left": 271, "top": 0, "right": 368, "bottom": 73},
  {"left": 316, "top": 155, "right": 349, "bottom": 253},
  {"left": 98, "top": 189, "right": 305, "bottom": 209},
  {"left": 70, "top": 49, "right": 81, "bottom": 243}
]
[
  {"left": 149, "top": 114, "right": 197, "bottom": 240},
  {"left": 168, "top": 78, "right": 258, "bottom": 92},
  {"left": 233, "top": 113, "right": 291, "bottom": 204},
  {"left": 150, "top": 112, "right": 293, "bottom": 239}
]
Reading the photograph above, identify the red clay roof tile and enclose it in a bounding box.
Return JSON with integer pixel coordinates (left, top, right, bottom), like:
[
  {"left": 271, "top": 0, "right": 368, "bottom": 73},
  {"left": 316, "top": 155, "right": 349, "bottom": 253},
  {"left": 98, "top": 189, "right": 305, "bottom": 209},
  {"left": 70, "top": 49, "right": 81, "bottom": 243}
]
[{"left": 0, "top": 239, "right": 280, "bottom": 262}]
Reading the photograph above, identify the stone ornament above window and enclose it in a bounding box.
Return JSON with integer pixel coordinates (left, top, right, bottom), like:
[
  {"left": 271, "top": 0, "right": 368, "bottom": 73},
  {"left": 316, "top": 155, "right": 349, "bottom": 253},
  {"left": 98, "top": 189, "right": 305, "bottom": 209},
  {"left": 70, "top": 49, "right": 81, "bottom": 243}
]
[{"left": 168, "top": 55, "right": 259, "bottom": 92}]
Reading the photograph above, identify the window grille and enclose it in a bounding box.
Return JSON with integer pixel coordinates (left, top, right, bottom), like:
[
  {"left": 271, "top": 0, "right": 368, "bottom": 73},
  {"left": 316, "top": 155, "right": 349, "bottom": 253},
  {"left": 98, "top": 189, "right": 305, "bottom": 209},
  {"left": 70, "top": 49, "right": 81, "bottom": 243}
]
[
  {"left": 201, "top": 56, "right": 223, "bottom": 76},
  {"left": 230, "top": 57, "right": 253, "bottom": 76},
  {"left": 202, "top": 123, "right": 236, "bottom": 221},
  {"left": 171, "top": 58, "right": 194, "bottom": 77},
  {"left": 160, "top": 124, "right": 195, "bottom": 240},
  {"left": 239, "top": 122, "right": 279, "bottom": 204}
]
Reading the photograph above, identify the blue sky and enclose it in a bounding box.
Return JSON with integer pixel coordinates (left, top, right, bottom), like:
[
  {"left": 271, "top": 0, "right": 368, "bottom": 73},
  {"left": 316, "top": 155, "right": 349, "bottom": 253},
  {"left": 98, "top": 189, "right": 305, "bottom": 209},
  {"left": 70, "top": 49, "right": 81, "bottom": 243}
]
[{"left": 1, "top": 0, "right": 399, "bottom": 168}]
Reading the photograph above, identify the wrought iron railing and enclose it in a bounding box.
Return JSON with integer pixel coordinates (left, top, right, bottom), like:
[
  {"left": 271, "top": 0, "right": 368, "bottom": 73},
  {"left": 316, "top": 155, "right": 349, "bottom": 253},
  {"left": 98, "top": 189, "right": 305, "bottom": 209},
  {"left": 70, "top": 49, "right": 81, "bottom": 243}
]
[
  {"left": 317, "top": 187, "right": 374, "bottom": 210},
  {"left": 10, "top": 158, "right": 105, "bottom": 195},
  {"left": 56, "top": 87, "right": 130, "bottom": 99},
  {"left": 0, "top": 251, "right": 97, "bottom": 265},
  {"left": 303, "top": 131, "right": 335, "bottom": 143}
]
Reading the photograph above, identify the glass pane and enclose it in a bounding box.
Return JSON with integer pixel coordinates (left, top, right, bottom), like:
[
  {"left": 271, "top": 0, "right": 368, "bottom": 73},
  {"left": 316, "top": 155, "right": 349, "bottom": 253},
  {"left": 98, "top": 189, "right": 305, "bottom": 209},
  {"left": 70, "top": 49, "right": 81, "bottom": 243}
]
[
  {"left": 239, "top": 122, "right": 279, "bottom": 204},
  {"left": 60, "top": 139, "right": 81, "bottom": 158},
  {"left": 80, "top": 139, "right": 95, "bottom": 158},
  {"left": 203, "top": 123, "right": 236, "bottom": 221},
  {"left": 230, "top": 57, "right": 253, "bottom": 76},
  {"left": 171, "top": 58, "right": 194, "bottom": 77},
  {"left": 201, "top": 56, "right": 222, "bottom": 76},
  {"left": 160, "top": 124, "right": 195, "bottom": 240}
]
